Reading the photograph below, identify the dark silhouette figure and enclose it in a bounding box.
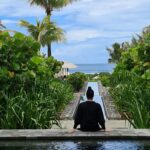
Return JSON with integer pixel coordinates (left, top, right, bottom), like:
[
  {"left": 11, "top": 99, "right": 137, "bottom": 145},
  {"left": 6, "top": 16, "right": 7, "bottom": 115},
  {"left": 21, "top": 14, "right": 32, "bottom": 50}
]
[{"left": 73, "top": 86, "right": 105, "bottom": 131}]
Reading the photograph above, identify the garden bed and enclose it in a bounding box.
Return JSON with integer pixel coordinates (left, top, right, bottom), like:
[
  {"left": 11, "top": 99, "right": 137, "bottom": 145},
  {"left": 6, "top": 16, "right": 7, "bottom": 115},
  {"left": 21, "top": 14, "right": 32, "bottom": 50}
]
[
  {"left": 98, "top": 81, "right": 121, "bottom": 120},
  {"left": 60, "top": 82, "right": 88, "bottom": 120}
]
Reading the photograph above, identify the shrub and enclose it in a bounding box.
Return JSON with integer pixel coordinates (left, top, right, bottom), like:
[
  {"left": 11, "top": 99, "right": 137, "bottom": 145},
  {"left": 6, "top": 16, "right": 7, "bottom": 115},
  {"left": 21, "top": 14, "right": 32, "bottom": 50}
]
[
  {"left": 108, "top": 29, "right": 150, "bottom": 128},
  {"left": 98, "top": 72, "right": 111, "bottom": 86},
  {"left": 67, "top": 72, "right": 87, "bottom": 92},
  {"left": 110, "top": 71, "right": 150, "bottom": 128},
  {"left": 0, "top": 79, "right": 73, "bottom": 129},
  {"left": 0, "top": 32, "right": 73, "bottom": 129}
]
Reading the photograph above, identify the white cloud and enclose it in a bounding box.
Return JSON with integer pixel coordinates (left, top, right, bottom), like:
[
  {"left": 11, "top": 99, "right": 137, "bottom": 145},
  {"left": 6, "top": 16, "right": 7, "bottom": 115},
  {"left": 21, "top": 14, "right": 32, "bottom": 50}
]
[
  {"left": 66, "top": 28, "right": 101, "bottom": 42},
  {"left": 2, "top": 19, "right": 18, "bottom": 25},
  {"left": 1, "top": 0, "right": 150, "bottom": 63}
]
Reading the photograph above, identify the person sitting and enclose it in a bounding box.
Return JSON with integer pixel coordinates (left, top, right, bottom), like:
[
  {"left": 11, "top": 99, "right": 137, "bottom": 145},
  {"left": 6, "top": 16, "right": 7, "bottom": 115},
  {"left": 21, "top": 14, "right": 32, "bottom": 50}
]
[{"left": 72, "top": 86, "right": 105, "bottom": 132}]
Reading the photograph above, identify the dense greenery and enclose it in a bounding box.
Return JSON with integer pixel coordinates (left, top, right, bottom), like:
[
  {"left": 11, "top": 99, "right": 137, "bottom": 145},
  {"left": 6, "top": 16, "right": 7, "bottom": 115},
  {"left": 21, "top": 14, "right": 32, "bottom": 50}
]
[
  {"left": 87, "top": 73, "right": 111, "bottom": 87},
  {"left": 107, "top": 43, "right": 125, "bottom": 63},
  {"left": 108, "top": 27, "right": 150, "bottom": 128},
  {"left": 67, "top": 72, "right": 87, "bottom": 92},
  {"left": 0, "top": 32, "right": 73, "bottom": 129}
]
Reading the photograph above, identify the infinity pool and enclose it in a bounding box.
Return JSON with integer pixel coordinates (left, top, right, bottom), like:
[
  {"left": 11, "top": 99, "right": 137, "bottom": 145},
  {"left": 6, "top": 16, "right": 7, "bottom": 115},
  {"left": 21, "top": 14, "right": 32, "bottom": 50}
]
[{"left": 0, "top": 140, "right": 150, "bottom": 150}]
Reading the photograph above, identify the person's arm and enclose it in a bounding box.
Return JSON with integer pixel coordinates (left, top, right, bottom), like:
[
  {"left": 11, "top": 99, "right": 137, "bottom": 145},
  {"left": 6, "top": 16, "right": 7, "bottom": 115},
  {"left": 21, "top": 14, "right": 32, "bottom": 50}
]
[
  {"left": 73, "top": 104, "right": 82, "bottom": 129},
  {"left": 97, "top": 104, "right": 105, "bottom": 130}
]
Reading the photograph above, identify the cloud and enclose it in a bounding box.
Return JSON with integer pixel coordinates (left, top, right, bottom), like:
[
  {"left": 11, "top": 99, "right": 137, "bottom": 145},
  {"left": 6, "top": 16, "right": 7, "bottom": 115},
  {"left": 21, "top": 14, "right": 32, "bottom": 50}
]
[
  {"left": 1, "top": 19, "right": 18, "bottom": 25},
  {"left": 66, "top": 28, "right": 101, "bottom": 42},
  {"left": 0, "top": 0, "right": 44, "bottom": 17},
  {"left": 1, "top": 0, "right": 150, "bottom": 63}
]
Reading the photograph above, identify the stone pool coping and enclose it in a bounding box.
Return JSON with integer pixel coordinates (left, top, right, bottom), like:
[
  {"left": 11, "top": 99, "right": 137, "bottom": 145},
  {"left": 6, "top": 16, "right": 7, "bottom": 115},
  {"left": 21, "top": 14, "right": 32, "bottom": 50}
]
[{"left": 0, "top": 129, "right": 149, "bottom": 140}]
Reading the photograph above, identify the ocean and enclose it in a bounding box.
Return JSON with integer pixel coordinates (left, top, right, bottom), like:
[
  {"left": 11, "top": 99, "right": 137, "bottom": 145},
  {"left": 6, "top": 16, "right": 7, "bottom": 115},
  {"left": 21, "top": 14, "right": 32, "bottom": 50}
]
[{"left": 69, "top": 64, "right": 116, "bottom": 74}]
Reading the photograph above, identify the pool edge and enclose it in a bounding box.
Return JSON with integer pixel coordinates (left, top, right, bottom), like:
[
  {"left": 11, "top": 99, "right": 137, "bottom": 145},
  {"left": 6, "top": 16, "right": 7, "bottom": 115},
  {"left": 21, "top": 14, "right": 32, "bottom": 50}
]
[{"left": 0, "top": 129, "right": 149, "bottom": 141}]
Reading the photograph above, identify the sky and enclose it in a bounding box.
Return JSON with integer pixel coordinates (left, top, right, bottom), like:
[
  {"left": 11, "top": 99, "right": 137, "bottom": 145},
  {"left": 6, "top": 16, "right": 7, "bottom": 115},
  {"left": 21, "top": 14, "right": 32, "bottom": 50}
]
[{"left": 1, "top": 0, "right": 150, "bottom": 64}]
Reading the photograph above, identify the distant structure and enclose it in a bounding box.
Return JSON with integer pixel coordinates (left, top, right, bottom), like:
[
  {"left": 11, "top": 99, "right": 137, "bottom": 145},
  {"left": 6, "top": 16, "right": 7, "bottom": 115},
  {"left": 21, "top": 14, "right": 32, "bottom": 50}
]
[{"left": 57, "top": 61, "right": 77, "bottom": 77}]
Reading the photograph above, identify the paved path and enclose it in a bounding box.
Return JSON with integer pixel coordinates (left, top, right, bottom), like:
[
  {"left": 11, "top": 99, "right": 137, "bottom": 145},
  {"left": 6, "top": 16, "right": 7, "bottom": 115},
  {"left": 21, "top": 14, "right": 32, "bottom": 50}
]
[{"left": 57, "top": 82, "right": 128, "bottom": 130}]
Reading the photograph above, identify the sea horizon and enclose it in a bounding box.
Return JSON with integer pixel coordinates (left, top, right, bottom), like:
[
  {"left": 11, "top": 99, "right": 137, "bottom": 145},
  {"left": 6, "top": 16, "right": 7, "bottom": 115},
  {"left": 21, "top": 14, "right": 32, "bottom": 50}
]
[{"left": 70, "top": 63, "right": 116, "bottom": 74}]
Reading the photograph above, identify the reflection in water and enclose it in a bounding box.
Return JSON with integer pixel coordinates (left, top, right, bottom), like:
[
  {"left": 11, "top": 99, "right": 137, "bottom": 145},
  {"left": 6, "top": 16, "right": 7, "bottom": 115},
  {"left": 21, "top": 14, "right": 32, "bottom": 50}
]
[
  {"left": 76, "top": 141, "right": 102, "bottom": 150},
  {"left": 0, "top": 140, "right": 150, "bottom": 150}
]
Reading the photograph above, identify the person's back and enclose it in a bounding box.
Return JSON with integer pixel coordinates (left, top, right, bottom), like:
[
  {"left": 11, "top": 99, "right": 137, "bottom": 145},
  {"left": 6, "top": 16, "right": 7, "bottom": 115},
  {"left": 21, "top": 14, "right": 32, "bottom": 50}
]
[{"left": 73, "top": 86, "right": 105, "bottom": 131}]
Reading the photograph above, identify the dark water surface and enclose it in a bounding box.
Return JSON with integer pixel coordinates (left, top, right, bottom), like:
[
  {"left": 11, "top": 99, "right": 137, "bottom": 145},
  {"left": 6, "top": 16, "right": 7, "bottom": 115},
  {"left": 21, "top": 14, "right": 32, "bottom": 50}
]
[{"left": 0, "top": 140, "right": 150, "bottom": 150}]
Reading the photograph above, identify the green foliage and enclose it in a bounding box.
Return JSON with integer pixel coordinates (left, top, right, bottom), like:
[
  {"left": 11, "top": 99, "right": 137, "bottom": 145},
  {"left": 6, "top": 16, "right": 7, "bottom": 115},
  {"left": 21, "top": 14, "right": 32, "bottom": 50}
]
[
  {"left": 110, "top": 71, "right": 150, "bottom": 128},
  {"left": 108, "top": 26, "right": 150, "bottom": 128},
  {"left": 0, "top": 79, "right": 73, "bottom": 129},
  {"left": 107, "top": 42, "right": 125, "bottom": 63},
  {"left": 0, "top": 32, "right": 73, "bottom": 129},
  {"left": 98, "top": 73, "right": 111, "bottom": 86},
  {"left": 19, "top": 16, "right": 65, "bottom": 47},
  {"left": 67, "top": 72, "right": 87, "bottom": 92},
  {"left": 29, "top": 0, "right": 77, "bottom": 13},
  {"left": 19, "top": 16, "right": 65, "bottom": 57},
  {"left": 86, "top": 72, "right": 111, "bottom": 87}
]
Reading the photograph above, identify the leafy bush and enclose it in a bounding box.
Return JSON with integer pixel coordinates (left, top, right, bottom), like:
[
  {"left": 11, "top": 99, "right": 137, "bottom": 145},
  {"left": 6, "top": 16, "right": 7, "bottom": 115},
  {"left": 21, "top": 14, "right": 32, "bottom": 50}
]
[
  {"left": 0, "top": 79, "right": 73, "bottom": 129},
  {"left": 86, "top": 72, "right": 111, "bottom": 86},
  {"left": 0, "top": 32, "right": 73, "bottom": 129},
  {"left": 108, "top": 28, "right": 150, "bottom": 128},
  {"left": 110, "top": 71, "right": 150, "bottom": 128},
  {"left": 67, "top": 72, "right": 87, "bottom": 92},
  {"left": 98, "top": 72, "right": 111, "bottom": 86}
]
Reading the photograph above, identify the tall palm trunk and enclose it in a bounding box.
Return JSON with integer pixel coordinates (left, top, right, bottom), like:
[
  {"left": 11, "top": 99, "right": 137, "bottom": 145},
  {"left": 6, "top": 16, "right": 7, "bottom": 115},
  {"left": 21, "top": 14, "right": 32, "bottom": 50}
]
[
  {"left": 47, "top": 44, "right": 51, "bottom": 57},
  {"left": 46, "top": 8, "right": 52, "bottom": 57}
]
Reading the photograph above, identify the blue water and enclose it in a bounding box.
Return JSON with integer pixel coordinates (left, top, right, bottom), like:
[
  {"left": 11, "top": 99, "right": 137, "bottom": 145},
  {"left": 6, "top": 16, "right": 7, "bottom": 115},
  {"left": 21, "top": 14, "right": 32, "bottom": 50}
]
[{"left": 69, "top": 64, "right": 116, "bottom": 74}]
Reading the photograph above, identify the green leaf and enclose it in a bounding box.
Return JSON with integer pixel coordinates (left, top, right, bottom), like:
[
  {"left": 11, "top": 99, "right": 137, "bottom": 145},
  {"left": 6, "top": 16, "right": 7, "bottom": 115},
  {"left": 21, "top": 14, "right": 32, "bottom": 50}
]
[
  {"left": 31, "top": 56, "right": 44, "bottom": 65},
  {"left": 12, "top": 63, "right": 20, "bottom": 71}
]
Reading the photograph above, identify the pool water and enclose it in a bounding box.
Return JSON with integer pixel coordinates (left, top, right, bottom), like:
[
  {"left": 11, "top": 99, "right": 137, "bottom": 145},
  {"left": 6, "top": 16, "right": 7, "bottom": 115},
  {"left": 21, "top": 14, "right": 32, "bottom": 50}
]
[{"left": 0, "top": 140, "right": 150, "bottom": 150}]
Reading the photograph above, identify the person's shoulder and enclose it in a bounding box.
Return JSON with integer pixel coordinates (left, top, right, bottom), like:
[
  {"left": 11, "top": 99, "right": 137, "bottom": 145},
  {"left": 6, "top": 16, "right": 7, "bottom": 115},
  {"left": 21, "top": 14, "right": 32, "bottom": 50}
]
[
  {"left": 94, "top": 102, "right": 101, "bottom": 107},
  {"left": 78, "top": 101, "right": 86, "bottom": 107},
  {"left": 79, "top": 101, "right": 86, "bottom": 105},
  {"left": 93, "top": 101, "right": 99, "bottom": 105}
]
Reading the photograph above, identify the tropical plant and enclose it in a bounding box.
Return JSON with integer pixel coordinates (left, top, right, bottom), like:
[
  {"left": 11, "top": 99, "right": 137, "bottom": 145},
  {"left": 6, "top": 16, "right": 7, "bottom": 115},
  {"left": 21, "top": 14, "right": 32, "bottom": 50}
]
[
  {"left": 0, "top": 79, "right": 73, "bottom": 129},
  {"left": 28, "top": 0, "right": 77, "bottom": 56},
  {"left": 0, "top": 32, "right": 73, "bottom": 129},
  {"left": 107, "top": 42, "right": 125, "bottom": 63},
  {"left": 108, "top": 25, "right": 150, "bottom": 128},
  {"left": 86, "top": 72, "right": 111, "bottom": 87},
  {"left": 19, "top": 16, "right": 64, "bottom": 55},
  {"left": 67, "top": 72, "right": 87, "bottom": 92},
  {"left": 110, "top": 71, "right": 150, "bottom": 128}
]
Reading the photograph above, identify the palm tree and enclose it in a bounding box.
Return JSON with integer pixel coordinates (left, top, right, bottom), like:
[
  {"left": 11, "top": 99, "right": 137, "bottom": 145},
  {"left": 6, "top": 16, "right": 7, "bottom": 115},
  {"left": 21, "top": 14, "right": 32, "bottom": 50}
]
[
  {"left": 107, "top": 43, "right": 124, "bottom": 63},
  {"left": 143, "top": 25, "right": 150, "bottom": 35},
  {"left": 19, "top": 16, "right": 64, "bottom": 51},
  {"left": 29, "top": 0, "right": 77, "bottom": 16},
  {"left": 28, "top": 0, "right": 77, "bottom": 56}
]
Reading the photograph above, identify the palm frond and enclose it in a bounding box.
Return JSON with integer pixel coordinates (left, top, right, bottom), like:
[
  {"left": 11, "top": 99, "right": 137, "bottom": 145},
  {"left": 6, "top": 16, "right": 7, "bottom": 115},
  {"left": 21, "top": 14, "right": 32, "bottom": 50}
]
[{"left": 28, "top": 0, "right": 78, "bottom": 10}]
